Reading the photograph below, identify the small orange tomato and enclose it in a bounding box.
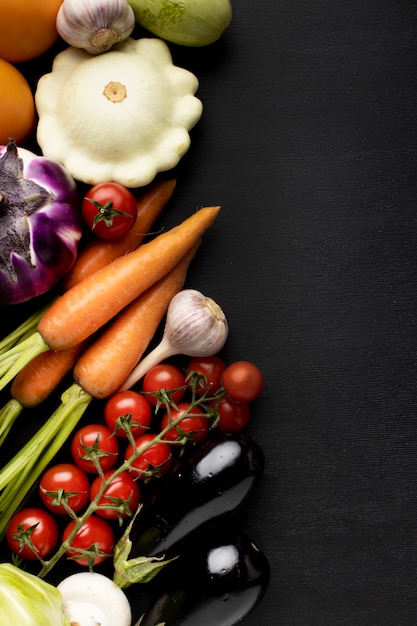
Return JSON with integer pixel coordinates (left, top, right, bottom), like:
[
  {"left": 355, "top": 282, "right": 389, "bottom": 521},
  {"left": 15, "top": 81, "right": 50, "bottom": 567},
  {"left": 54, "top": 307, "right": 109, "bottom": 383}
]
[
  {"left": 0, "top": 0, "right": 63, "bottom": 63},
  {"left": 0, "top": 59, "right": 35, "bottom": 145}
]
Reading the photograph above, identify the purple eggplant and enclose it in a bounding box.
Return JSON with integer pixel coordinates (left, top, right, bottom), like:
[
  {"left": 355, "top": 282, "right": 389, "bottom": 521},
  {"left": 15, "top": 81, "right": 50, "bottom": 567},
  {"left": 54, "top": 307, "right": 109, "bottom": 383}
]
[{"left": 0, "top": 139, "right": 81, "bottom": 304}]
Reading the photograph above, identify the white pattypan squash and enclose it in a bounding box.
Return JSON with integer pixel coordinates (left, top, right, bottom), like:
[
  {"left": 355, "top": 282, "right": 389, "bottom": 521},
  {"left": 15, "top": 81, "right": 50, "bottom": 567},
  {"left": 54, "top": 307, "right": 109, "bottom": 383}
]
[{"left": 35, "top": 37, "right": 203, "bottom": 187}]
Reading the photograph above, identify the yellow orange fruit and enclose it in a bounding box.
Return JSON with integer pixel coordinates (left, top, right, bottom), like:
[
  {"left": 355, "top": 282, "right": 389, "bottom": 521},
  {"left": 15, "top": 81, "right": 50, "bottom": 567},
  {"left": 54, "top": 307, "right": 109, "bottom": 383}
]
[
  {"left": 0, "top": 0, "right": 63, "bottom": 63},
  {"left": 0, "top": 59, "right": 35, "bottom": 145}
]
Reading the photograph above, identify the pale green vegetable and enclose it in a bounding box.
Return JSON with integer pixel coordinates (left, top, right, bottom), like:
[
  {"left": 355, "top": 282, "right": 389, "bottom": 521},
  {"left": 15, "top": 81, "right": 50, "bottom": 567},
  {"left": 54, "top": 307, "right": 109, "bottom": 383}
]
[
  {"left": 35, "top": 37, "right": 203, "bottom": 188},
  {"left": 128, "top": 0, "right": 232, "bottom": 46},
  {"left": 0, "top": 563, "right": 69, "bottom": 625}
]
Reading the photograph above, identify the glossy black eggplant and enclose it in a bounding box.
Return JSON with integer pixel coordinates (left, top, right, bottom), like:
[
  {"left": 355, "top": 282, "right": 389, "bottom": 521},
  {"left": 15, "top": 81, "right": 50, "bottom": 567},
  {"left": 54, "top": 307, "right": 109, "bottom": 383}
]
[
  {"left": 127, "top": 432, "right": 264, "bottom": 561},
  {"left": 134, "top": 529, "right": 270, "bottom": 626}
]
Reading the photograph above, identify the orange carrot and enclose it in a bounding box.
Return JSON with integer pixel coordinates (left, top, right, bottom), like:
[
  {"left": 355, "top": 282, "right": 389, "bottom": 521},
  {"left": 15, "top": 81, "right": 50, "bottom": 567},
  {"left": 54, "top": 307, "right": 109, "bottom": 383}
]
[
  {"left": 73, "top": 243, "right": 199, "bottom": 399},
  {"left": 63, "top": 179, "right": 177, "bottom": 290},
  {"left": 38, "top": 205, "right": 220, "bottom": 352},
  {"left": 11, "top": 342, "right": 86, "bottom": 408}
]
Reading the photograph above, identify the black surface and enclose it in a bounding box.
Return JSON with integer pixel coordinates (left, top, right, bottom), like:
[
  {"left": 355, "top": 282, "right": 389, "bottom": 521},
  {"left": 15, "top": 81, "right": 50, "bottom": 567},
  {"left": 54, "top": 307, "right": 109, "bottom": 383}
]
[{"left": 3, "top": 1, "right": 417, "bottom": 624}]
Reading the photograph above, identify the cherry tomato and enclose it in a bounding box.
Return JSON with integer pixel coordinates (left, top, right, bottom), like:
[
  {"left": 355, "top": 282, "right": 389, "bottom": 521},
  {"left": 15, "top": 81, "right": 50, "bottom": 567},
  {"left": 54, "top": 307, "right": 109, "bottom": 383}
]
[
  {"left": 70, "top": 424, "right": 119, "bottom": 474},
  {"left": 142, "top": 364, "right": 186, "bottom": 407},
  {"left": 82, "top": 182, "right": 137, "bottom": 239},
  {"left": 62, "top": 515, "right": 114, "bottom": 566},
  {"left": 39, "top": 463, "right": 90, "bottom": 515},
  {"left": 186, "top": 355, "right": 226, "bottom": 396},
  {"left": 221, "top": 360, "right": 264, "bottom": 404},
  {"left": 104, "top": 390, "right": 152, "bottom": 438},
  {"left": 125, "top": 433, "right": 173, "bottom": 480},
  {"left": 6, "top": 507, "right": 59, "bottom": 560},
  {"left": 90, "top": 470, "right": 141, "bottom": 520},
  {"left": 212, "top": 396, "right": 251, "bottom": 432},
  {"left": 160, "top": 402, "right": 209, "bottom": 444}
]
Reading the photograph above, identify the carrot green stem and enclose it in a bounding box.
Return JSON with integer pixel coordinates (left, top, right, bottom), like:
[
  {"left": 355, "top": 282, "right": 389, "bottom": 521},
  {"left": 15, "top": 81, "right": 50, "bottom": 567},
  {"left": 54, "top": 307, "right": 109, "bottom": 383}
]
[
  {"left": 0, "top": 383, "right": 92, "bottom": 541},
  {"left": 0, "top": 399, "right": 23, "bottom": 446},
  {"left": 0, "top": 331, "right": 49, "bottom": 392},
  {"left": 0, "top": 305, "right": 48, "bottom": 356}
]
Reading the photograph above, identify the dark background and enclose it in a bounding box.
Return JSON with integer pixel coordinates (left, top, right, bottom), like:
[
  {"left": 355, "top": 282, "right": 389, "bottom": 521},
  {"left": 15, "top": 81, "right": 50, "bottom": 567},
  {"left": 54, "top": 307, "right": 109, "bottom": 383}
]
[
  {"left": 4, "top": 0, "right": 417, "bottom": 624},
  {"left": 179, "top": 1, "right": 417, "bottom": 624}
]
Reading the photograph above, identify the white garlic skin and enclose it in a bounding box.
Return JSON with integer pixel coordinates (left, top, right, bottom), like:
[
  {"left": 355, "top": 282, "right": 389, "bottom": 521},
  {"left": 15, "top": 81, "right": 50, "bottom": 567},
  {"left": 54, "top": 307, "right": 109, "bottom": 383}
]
[
  {"left": 56, "top": 0, "right": 136, "bottom": 54},
  {"left": 166, "top": 288, "right": 229, "bottom": 356},
  {"left": 119, "top": 289, "right": 228, "bottom": 390}
]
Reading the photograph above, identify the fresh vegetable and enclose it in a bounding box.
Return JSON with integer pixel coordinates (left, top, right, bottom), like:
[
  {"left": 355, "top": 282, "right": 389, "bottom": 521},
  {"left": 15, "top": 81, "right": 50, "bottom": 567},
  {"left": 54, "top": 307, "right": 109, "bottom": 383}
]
[
  {"left": 0, "top": 238, "right": 203, "bottom": 541},
  {"left": 56, "top": 0, "right": 135, "bottom": 54},
  {"left": 0, "top": 180, "right": 175, "bottom": 416},
  {"left": 81, "top": 181, "right": 137, "bottom": 239},
  {"left": 0, "top": 563, "right": 69, "bottom": 625},
  {"left": 0, "top": 60, "right": 35, "bottom": 145},
  {"left": 160, "top": 401, "right": 209, "bottom": 444},
  {"left": 73, "top": 243, "right": 199, "bottom": 398},
  {"left": 121, "top": 288, "right": 229, "bottom": 389},
  {"left": 1, "top": 355, "right": 263, "bottom": 579},
  {"left": 0, "top": 182, "right": 175, "bottom": 440},
  {"left": 113, "top": 432, "right": 264, "bottom": 588},
  {"left": 222, "top": 360, "right": 264, "bottom": 403},
  {"left": 0, "top": 0, "right": 62, "bottom": 63},
  {"left": 142, "top": 363, "right": 187, "bottom": 407},
  {"left": 136, "top": 530, "right": 270, "bottom": 626},
  {"left": 39, "top": 463, "right": 90, "bottom": 515},
  {"left": 186, "top": 354, "right": 226, "bottom": 396},
  {"left": 128, "top": 0, "right": 233, "bottom": 47},
  {"left": 0, "top": 341, "right": 86, "bottom": 446},
  {"left": 35, "top": 37, "right": 203, "bottom": 187},
  {"left": 90, "top": 470, "right": 141, "bottom": 519},
  {"left": 125, "top": 433, "right": 173, "bottom": 480},
  {"left": 70, "top": 423, "right": 120, "bottom": 474},
  {"left": 6, "top": 507, "right": 59, "bottom": 560},
  {"left": 212, "top": 395, "right": 251, "bottom": 432},
  {"left": 11, "top": 343, "right": 86, "bottom": 409},
  {"left": 39, "top": 205, "right": 220, "bottom": 351},
  {"left": 0, "top": 205, "right": 218, "bottom": 391},
  {"left": 64, "top": 177, "right": 177, "bottom": 289},
  {"left": 104, "top": 389, "right": 153, "bottom": 438},
  {"left": 62, "top": 515, "right": 115, "bottom": 566},
  {"left": 0, "top": 140, "right": 82, "bottom": 305},
  {"left": 0, "top": 384, "right": 92, "bottom": 541},
  {"left": 57, "top": 571, "right": 132, "bottom": 626}
]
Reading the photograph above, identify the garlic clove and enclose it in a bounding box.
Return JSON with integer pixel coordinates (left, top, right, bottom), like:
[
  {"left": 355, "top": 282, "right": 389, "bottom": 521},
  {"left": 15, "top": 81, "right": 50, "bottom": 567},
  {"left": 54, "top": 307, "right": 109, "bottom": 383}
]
[
  {"left": 56, "top": 0, "right": 136, "bottom": 54},
  {"left": 120, "top": 289, "right": 228, "bottom": 390}
]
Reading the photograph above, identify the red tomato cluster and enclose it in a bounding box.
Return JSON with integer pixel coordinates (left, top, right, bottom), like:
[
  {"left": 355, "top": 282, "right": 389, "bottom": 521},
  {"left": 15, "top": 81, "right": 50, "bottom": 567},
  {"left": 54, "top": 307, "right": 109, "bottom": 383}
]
[{"left": 6, "top": 357, "right": 263, "bottom": 566}]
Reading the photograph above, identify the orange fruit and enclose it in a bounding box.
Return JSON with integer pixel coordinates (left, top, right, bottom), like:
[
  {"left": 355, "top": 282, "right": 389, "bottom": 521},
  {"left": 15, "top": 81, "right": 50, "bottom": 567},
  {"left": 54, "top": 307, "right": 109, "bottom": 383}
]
[
  {"left": 0, "top": 59, "right": 35, "bottom": 145},
  {"left": 0, "top": 0, "right": 63, "bottom": 63}
]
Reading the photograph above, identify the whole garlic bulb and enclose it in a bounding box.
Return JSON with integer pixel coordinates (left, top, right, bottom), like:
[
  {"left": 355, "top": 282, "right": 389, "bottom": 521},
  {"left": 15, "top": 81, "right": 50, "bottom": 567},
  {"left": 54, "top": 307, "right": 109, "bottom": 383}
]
[
  {"left": 56, "top": 0, "right": 136, "bottom": 54},
  {"left": 120, "top": 289, "right": 229, "bottom": 389}
]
